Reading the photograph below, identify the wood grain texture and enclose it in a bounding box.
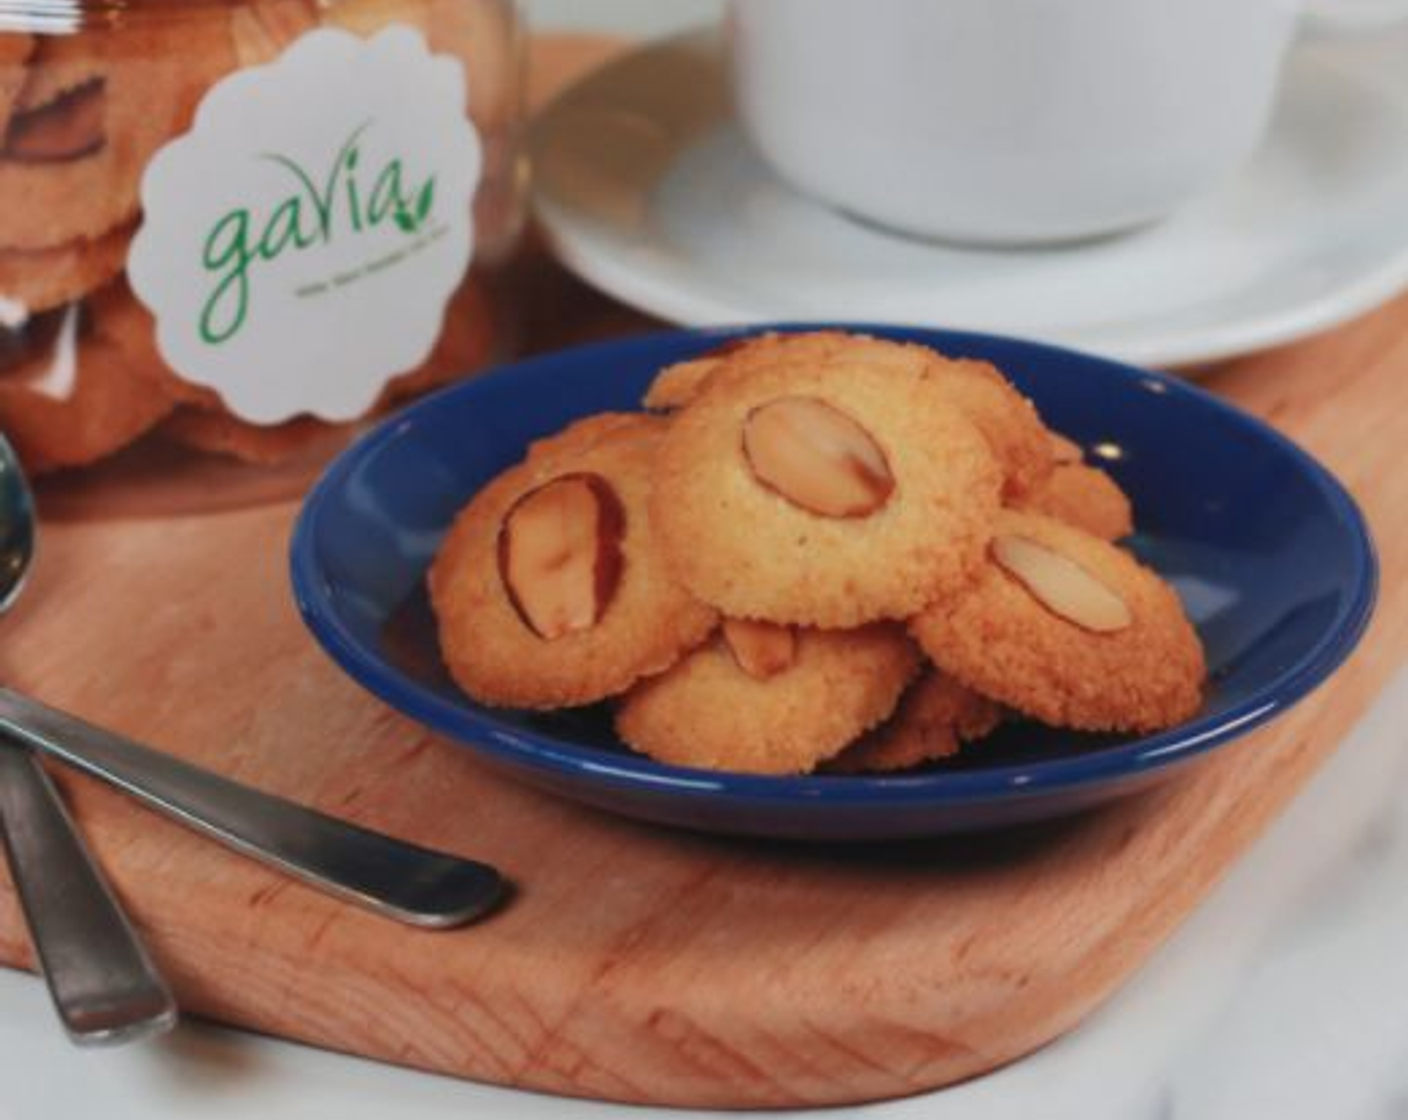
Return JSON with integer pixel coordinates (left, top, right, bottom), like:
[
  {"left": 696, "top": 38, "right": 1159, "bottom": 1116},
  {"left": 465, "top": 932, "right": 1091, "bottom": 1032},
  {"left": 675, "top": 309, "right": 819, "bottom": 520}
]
[{"left": 0, "top": 36, "right": 1405, "bottom": 1109}]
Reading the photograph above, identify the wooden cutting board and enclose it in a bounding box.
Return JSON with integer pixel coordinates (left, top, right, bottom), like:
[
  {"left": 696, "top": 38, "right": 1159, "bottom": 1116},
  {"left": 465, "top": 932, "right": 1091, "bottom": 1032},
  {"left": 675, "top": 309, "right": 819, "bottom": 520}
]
[{"left": 1, "top": 36, "right": 1407, "bottom": 1109}]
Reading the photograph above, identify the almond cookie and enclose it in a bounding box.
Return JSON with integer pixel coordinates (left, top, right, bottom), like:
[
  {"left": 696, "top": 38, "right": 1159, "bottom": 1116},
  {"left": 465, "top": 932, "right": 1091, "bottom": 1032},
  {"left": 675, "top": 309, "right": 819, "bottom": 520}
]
[
  {"left": 642, "top": 334, "right": 829, "bottom": 411},
  {"left": 11, "top": 42, "right": 103, "bottom": 120},
  {"left": 649, "top": 346, "right": 1001, "bottom": 627},
  {"left": 0, "top": 221, "right": 131, "bottom": 314},
  {"left": 647, "top": 334, "right": 1048, "bottom": 499},
  {"left": 643, "top": 330, "right": 929, "bottom": 411},
  {"left": 910, "top": 510, "right": 1205, "bottom": 733},
  {"left": 0, "top": 293, "right": 174, "bottom": 472},
  {"left": 642, "top": 349, "right": 731, "bottom": 412},
  {"left": 922, "top": 358, "right": 1053, "bottom": 499},
  {"left": 615, "top": 621, "right": 920, "bottom": 775},
  {"left": 524, "top": 412, "right": 641, "bottom": 462},
  {"left": 0, "top": 16, "right": 235, "bottom": 250},
  {"left": 1016, "top": 462, "right": 1134, "bottom": 541},
  {"left": 430, "top": 413, "right": 718, "bottom": 709},
  {"left": 826, "top": 670, "right": 1002, "bottom": 774}
]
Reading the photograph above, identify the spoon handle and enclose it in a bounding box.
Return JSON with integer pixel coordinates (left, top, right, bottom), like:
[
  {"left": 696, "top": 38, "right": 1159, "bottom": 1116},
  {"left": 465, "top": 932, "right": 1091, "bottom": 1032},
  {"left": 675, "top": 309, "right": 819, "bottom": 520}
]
[
  {"left": 0, "top": 743, "right": 177, "bottom": 1045},
  {"left": 0, "top": 688, "right": 505, "bottom": 929}
]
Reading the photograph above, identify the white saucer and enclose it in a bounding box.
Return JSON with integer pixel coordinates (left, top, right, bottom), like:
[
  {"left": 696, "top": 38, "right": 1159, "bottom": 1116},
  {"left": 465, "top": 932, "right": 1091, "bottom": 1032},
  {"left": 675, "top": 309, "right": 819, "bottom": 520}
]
[{"left": 532, "top": 28, "right": 1408, "bottom": 367}]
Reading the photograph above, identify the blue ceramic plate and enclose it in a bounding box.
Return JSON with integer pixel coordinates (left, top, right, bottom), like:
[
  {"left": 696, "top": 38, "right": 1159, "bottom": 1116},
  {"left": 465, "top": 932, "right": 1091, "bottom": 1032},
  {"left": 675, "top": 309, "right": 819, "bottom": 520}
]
[{"left": 290, "top": 326, "right": 1377, "bottom": 840}]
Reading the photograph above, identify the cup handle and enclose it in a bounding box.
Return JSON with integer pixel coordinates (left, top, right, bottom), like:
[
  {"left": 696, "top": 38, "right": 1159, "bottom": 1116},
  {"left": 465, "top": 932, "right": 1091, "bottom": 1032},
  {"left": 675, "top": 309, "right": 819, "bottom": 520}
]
[{"left": 1302, "top": 0, "right": 1408, "bottom": 32}]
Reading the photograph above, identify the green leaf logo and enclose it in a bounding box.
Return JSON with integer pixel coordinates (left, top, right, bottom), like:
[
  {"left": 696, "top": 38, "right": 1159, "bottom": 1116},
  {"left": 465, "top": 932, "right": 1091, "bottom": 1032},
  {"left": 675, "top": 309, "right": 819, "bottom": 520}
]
[{"left": 415, "top": 179, "right": 435, "bottom": 224}]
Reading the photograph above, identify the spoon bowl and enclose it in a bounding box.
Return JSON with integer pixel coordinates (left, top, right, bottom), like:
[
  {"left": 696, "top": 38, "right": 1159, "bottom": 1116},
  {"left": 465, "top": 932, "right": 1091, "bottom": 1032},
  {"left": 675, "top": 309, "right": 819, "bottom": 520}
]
[
  {"left": 0, "top": 435, "right": 34, "bottom": 612},
  {"left": 0, "top": 433, "right": 178, "bottom": 1046}
]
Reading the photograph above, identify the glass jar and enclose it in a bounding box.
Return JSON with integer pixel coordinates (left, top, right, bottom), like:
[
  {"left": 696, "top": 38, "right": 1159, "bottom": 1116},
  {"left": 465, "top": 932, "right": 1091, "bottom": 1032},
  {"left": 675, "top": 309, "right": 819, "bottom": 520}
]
[{"left": 0, "top": 0, "right": 525, "bottom": 497}]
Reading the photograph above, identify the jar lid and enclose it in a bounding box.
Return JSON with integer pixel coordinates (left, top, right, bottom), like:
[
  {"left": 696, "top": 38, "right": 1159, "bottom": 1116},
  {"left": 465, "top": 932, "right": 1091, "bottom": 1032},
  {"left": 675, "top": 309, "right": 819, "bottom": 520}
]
[{"left": 1, "top": 0, "right": 281, "bottom": 36}]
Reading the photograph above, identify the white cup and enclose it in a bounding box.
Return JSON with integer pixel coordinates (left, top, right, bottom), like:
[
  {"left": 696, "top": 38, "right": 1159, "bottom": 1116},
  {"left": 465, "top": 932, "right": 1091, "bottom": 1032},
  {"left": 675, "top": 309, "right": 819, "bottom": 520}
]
[{"left": 728, "top": 0, "right": 1407, "bottom": 245}]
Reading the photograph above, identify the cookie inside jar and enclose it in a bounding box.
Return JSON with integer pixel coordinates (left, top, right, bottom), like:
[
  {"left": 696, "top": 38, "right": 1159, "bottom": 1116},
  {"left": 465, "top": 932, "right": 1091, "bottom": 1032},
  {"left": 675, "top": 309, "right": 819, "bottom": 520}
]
[{"left": 0, "top": 0, "right": 524, "bottom": 513}]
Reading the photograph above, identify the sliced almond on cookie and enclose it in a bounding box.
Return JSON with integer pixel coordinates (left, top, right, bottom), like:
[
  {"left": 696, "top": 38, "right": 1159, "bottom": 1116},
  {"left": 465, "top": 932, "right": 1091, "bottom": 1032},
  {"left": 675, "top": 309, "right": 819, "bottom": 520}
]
[
  {"left": 497, "top": 473, "right": 625, "bottom": 640},
  {"left": 5, "top": 77, "right": 105, "bottom": 163},
  {"left": 992, "top": 534, "right": 1131, "bottom": 633},
  {"left": 742, "top": 396, "right": 894, "bottom": 518},
  {"left": 722, "top": 618, "right": 796, "bottom": 680}
]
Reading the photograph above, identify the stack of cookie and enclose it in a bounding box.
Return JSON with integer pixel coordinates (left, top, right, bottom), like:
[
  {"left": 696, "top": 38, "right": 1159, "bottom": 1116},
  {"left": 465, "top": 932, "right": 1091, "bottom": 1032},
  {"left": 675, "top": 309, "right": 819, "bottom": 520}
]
[
  {"left": 429, "top": 331, "right": 1207, "bottom": 776},
  {"left": 0, "top": 0, "right": 513, "bottom": 473}
]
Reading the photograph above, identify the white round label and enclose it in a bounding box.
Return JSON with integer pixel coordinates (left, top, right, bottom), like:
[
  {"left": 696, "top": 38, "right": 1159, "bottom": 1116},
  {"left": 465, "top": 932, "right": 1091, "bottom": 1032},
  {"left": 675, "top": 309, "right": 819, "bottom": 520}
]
[{"left": 128, "top": 26, "right": 481, "bottom": 424}]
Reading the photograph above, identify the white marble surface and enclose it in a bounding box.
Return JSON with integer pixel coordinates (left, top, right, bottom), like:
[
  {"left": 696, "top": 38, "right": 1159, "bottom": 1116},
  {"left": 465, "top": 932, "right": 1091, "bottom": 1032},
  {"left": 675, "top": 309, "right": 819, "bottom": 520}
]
[{"left": 5, "top": 4, "right": 1405, "bottom": 1118}]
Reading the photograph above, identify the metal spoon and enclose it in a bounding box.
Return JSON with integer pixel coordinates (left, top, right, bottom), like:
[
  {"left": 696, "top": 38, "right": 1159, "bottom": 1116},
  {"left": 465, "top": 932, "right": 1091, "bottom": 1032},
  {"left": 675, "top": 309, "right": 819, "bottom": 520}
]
[
  {"left": 0, "top": 436, "right": 176, "bottom": 1044},
  {"left": 0, "top": 437, "right": 505, "bottom": 929}
]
